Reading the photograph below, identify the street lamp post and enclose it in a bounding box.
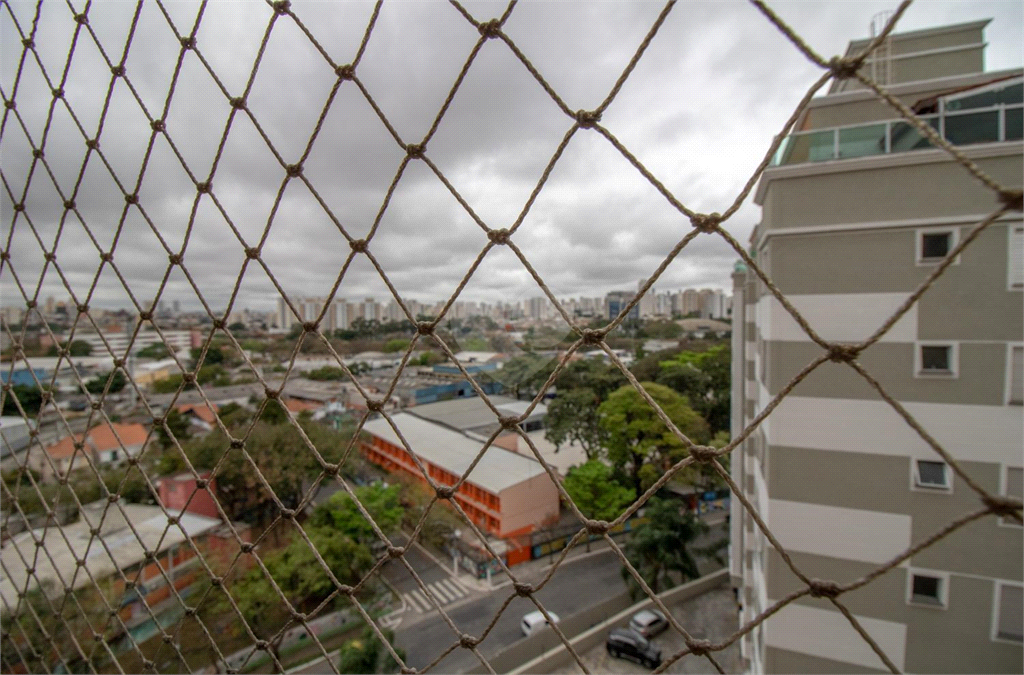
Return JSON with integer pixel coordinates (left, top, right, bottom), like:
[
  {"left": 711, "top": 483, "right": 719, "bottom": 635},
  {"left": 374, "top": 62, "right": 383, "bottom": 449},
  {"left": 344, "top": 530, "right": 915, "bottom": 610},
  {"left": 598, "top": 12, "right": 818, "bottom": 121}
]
[{"left": 451, "top": 528, "right": 462, "bottom": 576}]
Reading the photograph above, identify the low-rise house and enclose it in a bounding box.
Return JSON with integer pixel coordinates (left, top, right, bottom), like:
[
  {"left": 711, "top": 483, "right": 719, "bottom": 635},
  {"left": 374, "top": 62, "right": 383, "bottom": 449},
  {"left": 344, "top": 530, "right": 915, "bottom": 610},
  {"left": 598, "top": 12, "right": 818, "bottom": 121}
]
[
  {"left": 33, "top": 422, "right": 151, "bottom": 479},
  {"left": 0, "top": 415, "right": 35, "bottom": 472},
  {"left": 133, "top": 358, "right": 179, "bottom": 387},
  {"left": 0, "top": 499, "right": 249, "bottom": 650},
  {"left": 176, "top": 403, "right": 219, "bottom": 432}
]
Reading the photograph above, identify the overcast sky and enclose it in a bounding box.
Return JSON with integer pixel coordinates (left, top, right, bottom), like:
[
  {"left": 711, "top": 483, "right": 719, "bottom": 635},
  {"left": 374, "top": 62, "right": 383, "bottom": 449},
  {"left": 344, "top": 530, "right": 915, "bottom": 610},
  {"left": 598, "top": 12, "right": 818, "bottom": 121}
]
[{"left": 1, "top": 0, "right": 1021, "bottom": 316}]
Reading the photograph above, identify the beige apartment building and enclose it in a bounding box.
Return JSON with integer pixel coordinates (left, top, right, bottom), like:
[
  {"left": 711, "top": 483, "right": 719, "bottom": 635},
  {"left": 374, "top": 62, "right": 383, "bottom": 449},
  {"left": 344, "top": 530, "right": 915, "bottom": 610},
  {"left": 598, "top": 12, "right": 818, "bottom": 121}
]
[{"left": 730, "top": 20, "right": 1022, "bottom": 673}]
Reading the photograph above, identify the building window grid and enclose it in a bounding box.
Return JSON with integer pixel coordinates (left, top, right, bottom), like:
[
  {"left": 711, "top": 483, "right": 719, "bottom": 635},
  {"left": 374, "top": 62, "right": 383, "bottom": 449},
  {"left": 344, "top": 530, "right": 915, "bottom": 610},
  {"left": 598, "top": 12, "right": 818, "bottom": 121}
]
[
  {"left": 907, "top": 569, "right": 950, "bottom": 609},
  {"left": 915, "top": 342, "right": 959, "bottom": 378},
  {"left": 993, "top": 581, "right": 1024, "bottom": 643},
  {"left": 915, "top": 226, "right": 961, "bottom": 266},
  {"left": 912, "top": 458, "right": 952, "bottom": 491}
]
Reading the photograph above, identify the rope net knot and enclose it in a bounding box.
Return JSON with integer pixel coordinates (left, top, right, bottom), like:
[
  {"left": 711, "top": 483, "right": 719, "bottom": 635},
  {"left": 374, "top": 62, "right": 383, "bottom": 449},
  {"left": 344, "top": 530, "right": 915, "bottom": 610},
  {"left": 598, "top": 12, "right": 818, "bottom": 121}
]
[
  {"left": 808, "top": 579, "right": 843, "bottom": 599},
  {"left": 828, "top": 55, "right": 863, "bottom": 80},
  {"left": 574, "top": 109, "right": 602, "bottom": 128},
  {"left": 477, "top": 19, "right": 502, "bottom": 39}
]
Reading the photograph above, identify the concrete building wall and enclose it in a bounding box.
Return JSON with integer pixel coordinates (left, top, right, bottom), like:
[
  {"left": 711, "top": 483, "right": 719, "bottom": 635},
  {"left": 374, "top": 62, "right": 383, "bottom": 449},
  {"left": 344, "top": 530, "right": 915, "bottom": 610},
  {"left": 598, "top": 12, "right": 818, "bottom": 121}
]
[
  {"left": 497, "top": 471, "right": 560, "bottom": 538},
  {"left": 760, "top": 151, "right": 1022, "bottom": 231},
  {"left": 733, "top": 20, "right": 1023, "bottom": 674}
]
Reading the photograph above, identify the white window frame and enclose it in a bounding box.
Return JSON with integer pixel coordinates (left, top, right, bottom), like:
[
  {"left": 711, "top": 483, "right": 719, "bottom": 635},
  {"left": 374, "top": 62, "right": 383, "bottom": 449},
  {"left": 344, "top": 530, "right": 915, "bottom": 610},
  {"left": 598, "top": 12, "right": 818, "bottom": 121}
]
[
  {"left": 998, "top": 464, "right": 1023, "bottom": 529},
  {"left": 1006, "top": 342, "right": 1024, "bottom": 405},
  {"left": 916, "top": 226, "right": 961, "bottom": 266},
  {"left": 910, "top": 458, "right": 953, "bottom": 493},
  {"left": 906, "top": 568, "right": 950, "bottom": 609},
  {"left": 991, "top": 580, "right": 1024, "bottom": 644},
  {"left": 914, "top": 341, "right": 959, "bottom": 378},
  {"left": 1007, "top": 224, "right": 1023, "bottom": 291}
]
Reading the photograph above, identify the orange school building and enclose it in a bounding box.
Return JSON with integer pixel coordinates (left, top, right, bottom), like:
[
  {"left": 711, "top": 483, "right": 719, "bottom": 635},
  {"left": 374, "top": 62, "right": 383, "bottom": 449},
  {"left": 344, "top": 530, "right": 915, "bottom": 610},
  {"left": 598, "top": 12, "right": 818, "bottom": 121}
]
[{"left": 360, "top": 413, "right": 560, "bottom": 539}]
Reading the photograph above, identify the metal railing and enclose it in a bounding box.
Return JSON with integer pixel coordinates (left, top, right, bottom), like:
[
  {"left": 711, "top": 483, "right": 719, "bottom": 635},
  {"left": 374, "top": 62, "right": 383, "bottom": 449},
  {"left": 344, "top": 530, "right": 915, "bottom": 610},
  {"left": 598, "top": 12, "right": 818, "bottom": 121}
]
[{"left": 773, "top": 102, "right": 1023, "bottom": 165}]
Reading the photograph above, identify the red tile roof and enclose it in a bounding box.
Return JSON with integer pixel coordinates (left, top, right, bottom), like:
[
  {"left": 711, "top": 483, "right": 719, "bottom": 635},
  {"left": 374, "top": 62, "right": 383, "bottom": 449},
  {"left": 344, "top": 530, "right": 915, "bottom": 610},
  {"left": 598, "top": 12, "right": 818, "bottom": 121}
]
[
  {"left": 46, "top": 423, "right": 150, "bottom": 460},
  {"left": 177, "top": 403, "right": 218, "bottom": 425}
]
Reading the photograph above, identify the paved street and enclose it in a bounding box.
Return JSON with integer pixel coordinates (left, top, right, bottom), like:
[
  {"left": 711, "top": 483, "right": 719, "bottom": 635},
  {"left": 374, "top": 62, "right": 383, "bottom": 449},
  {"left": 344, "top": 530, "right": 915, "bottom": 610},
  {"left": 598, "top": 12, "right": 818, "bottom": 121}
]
[
  {"left": 394, "top": 547, "right": 630, "bottom": 673},
  {"left": 291, "top": 514, "right": 730, "bottom": 674},
  {"left": 572, "top": 584, "right": 742, "bottom": 674},
  {"left": 379, "top": 534, "right": 477, "bottom": 616}
]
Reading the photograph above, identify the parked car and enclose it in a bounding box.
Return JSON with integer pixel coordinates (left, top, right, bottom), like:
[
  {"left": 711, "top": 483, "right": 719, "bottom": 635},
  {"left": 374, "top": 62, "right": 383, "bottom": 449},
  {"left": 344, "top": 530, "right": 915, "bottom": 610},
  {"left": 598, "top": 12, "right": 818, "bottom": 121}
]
[
  {"left": 630, "top": 609, "right": 668, "bottom": 638},
  {"left": 521, "top": 610, "right": 560, "bottom": 637},
  {"left": 606, "top": 628, "right": 662, "bottom": 669}
]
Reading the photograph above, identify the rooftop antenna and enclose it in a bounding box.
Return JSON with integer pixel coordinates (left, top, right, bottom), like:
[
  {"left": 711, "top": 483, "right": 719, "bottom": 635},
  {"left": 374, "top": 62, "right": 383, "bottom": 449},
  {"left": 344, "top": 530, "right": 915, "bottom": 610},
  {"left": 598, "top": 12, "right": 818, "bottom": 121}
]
[{"left": 870, "top": 10, "right": 895, "bottom": 85}]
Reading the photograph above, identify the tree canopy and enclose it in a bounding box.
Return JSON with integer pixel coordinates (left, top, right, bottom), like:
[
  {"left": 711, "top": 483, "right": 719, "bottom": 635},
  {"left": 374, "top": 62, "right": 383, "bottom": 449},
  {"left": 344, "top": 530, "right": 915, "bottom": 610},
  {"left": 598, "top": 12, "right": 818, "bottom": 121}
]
[
  {"left": 83, "top": 370, "right": 127, "bottom": 395},
  {"left": 620, "top": 497, "right": 721, "bottom": 597},
  {"left": 167, "top": 420, "right": 356, "bottom": 526},
  {"left": 562, "top": 460, "right": 634, "bottom": 522},
  {"left": 656, "top": 345, "right": 730, "bottom": 434},
  {"left": 599, "top": 383, "right": 709, "bottom": 498},
  {"left": 308, "top": 483, "right": 404, "bottom": 546}
]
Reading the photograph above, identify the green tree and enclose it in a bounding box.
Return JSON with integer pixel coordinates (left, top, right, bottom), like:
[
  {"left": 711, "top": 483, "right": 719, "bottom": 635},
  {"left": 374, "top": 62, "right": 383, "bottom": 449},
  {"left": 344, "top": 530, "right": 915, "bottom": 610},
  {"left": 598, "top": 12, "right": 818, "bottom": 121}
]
[
  {"left": 382, "top": 338, "right": 408, "bottom": 353},
  {"left": 656, "top": 345, "right": 731, "bottom": 434},
  {"left": 562, "top": 460, "right": 634, "bottom": 550},
  {"left": 191, "top": 345, "right": 225, "bottom": 366},
  {"left": 68, "top": 339, "right": 92, "bottom": 356},
  {"left": 544, "top": 360, "right": 627, "bottom": 459},
  {"left": 83, "top": 370, "right": 127, "bottom": 395},
  {"left": 151, "top": 374, "right": 186, "bottom": 394},
  {"left": 675, "top": 430, "right": 731, "bottom": 495},
  {"left": 1, "top": 384, "right": 45, "bottom": 416},
  {"left": 415, "top": 352, "right": 445, "bottom": 367},
  {"left": 306, "top": 365, "right": 347, "bottom": 381},
  {"left": 183, "top": 421, "right": 353, "bottom": 526},
  {"left": 563, "top": 461, "right": 634, "bottom": 521},
  {"left": 226, "top": 529, "right": 374, "bottom": 664},
  {"left": 545, "top": 389, "right": 610, "bottom": 461},
  {"left": 155, "top": 408, "right": 192, "bottom": 451},
  {"left": 258, "top": 399, "right": 289, "bottom": 425},
  {"left": 336, "top": 625, "right": 405, "bottom": 674},
  {"left": 620, "top": 497, "right": 722, "bottom": 598},
  {"left": 643, "top": 319, "right": 682, "bottom": 339},
  {"left": 136, "top": 343, "right": 171, "bottom": 359},
  {"left": 555, "top": 359, "right": 627, "bottom": 400},
  {"left": 216, "top": 401, "right": 249, "bottom": 428},
  {"left": 496, "top": 353, "right": 557, "bottom": 398},
  {"left": 599, "top": 383, "right": 710, "bottom": 499},
  {"left": 309, "top": 483, "right": 404, "bottom": 545}
]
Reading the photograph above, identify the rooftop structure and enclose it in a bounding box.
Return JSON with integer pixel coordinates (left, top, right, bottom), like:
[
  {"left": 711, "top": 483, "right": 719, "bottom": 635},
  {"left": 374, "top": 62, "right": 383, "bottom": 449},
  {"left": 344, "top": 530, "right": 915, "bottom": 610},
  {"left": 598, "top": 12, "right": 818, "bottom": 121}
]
[
  {"left": 34, "top": 422, "right": 151, "bottom": 480},
  {"left": 0, "top": 501, "right": 223, "bottom": 608}
]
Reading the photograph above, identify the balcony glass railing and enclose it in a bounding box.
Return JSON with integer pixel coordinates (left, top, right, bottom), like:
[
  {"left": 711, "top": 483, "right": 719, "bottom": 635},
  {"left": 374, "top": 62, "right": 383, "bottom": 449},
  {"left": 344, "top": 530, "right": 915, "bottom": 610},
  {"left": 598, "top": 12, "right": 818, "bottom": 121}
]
[{"left": 772, "top": 103, "right": 1024, "bottom": 166}]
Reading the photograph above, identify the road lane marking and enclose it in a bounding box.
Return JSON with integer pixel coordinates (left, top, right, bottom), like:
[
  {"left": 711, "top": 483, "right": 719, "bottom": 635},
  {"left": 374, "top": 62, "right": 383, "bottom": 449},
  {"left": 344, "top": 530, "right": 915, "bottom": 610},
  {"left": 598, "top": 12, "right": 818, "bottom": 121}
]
[{"left": 429, "top": 581, "right": 454, "bottom": 602}]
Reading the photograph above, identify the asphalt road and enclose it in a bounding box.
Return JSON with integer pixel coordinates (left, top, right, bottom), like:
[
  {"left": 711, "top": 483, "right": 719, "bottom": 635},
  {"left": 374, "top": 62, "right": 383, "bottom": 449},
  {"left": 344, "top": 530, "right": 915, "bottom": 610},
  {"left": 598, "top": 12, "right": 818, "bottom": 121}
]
[
  {"left": 394, "top": 548, "right": 628, "bottom": 673},
  {"left": 291, "top": 515, "right": 729, "bottom": 675}
]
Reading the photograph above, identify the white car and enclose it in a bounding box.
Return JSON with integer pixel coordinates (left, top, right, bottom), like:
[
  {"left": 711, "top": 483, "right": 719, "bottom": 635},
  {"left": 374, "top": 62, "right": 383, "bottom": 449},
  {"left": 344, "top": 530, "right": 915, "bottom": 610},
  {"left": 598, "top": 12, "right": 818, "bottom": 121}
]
[
  {"left": 521, "top": 610, "right": 561, "bottom": 637},
  {"left": 629, "top": 609, "right": 668, "bottom": 638}
]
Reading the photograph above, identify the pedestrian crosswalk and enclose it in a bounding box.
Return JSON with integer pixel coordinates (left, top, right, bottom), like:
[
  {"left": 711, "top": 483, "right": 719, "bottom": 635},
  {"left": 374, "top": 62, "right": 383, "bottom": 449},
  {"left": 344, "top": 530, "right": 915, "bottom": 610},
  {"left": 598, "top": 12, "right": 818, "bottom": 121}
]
[{"left": 402, "top": 578, "right": 469, "bottom": 613}]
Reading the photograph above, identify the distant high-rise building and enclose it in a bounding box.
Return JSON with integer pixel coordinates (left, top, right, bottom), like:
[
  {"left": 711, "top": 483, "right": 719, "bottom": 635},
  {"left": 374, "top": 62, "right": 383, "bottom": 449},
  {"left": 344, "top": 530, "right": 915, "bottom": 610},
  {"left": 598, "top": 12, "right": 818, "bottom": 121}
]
[{"left": 606, "top": 290, "right": 639, "bottom": 321}]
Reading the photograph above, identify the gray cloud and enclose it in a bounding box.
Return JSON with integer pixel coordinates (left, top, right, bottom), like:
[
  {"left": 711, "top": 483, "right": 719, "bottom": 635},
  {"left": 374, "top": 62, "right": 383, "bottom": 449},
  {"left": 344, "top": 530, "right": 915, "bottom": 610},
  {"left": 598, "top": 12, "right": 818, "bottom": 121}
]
[{"left": 2, "top": 0, "right": 1020, "bottom": 314}]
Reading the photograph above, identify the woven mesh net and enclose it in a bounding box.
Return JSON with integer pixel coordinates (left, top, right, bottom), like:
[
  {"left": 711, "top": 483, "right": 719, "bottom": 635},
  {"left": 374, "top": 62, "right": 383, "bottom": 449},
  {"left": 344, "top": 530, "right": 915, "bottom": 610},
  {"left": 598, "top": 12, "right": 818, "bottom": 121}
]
[{"left": 1, "top": 0, "right": 1022, "bottom": 673}]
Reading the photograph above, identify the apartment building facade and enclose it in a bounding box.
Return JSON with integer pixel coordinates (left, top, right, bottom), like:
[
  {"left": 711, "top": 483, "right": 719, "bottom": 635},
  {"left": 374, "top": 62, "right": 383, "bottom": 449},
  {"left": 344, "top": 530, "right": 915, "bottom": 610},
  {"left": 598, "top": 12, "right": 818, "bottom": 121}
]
[{"left": 730, "top": 20, "right": 1022, "bottom": 673}]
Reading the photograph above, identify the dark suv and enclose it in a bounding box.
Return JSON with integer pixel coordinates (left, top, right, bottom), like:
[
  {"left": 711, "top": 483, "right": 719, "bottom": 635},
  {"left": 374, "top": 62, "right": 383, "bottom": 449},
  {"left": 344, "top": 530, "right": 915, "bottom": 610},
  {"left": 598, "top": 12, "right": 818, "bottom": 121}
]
[{"left": 606, "top": 628, "right": 662, "bottom": 669}]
